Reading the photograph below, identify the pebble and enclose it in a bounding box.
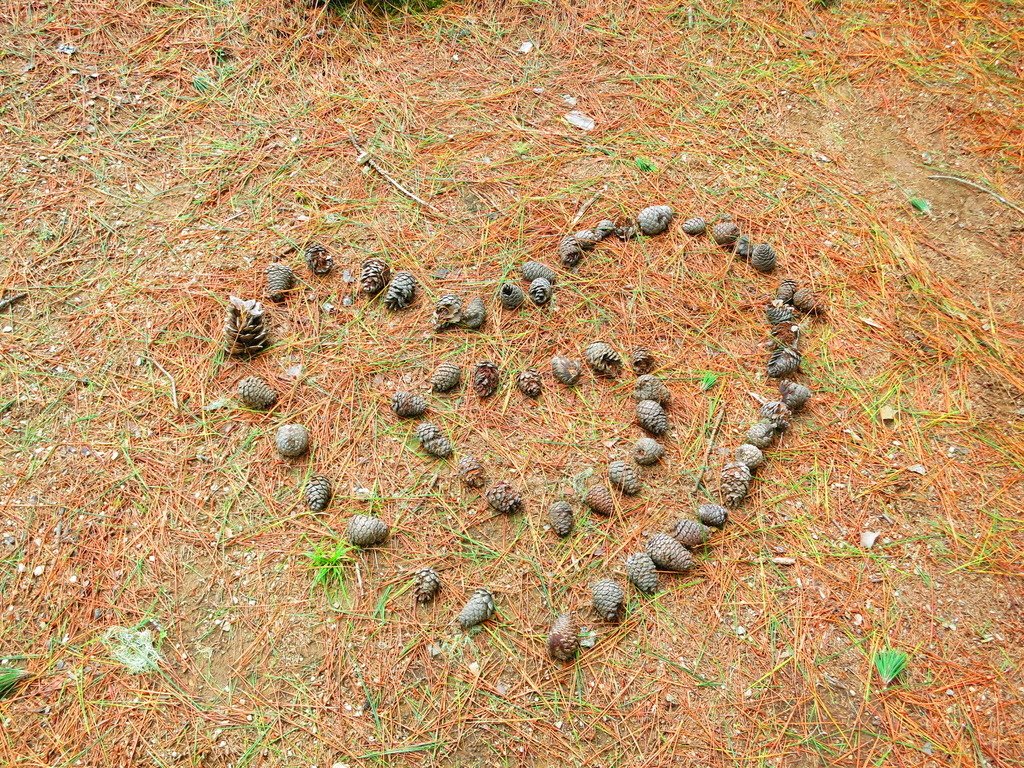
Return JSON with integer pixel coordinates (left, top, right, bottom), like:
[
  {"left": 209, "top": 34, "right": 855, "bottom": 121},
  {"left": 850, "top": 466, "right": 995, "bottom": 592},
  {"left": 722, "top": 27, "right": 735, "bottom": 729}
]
[{"left": 32, "top": 565, "right": 45, "bottom": 577}]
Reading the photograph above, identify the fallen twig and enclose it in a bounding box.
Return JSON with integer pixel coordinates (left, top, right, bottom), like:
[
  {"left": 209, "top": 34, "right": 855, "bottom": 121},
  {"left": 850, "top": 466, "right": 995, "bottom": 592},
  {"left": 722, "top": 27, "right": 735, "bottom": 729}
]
[
  {"left": 928, "top": 175, "right": 1024, "bottom": 217},
  {"left": 568, "top": 185, "right": 606, "bottom": 229},
  {"left": 349, "top": 134, "right": 444, "bottom": 216},
  {"left": 693, "top": 409, "right": 725, "bottom": 494},
  {"left": 0, "top": 292, "right": 28, "bottom": 312},
  {"left": 148, "top": 357, "right": 179, "bottom": 411}
]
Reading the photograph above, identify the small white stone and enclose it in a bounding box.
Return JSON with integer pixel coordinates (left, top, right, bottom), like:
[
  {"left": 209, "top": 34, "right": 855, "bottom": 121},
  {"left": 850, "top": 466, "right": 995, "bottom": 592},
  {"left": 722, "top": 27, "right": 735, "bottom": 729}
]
[{"left": 32, "top": 565, "right": 45, "bottom": 577}]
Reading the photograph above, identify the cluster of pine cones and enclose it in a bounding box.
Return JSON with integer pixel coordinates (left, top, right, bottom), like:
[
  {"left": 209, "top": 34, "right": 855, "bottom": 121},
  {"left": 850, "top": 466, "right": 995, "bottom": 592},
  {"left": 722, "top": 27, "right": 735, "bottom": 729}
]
[
  {"left": 684, "top": 214, "right": 779, "bottom": 273},
  {"left": 558, "top": 204, "right": 674, "bottom": 270}
]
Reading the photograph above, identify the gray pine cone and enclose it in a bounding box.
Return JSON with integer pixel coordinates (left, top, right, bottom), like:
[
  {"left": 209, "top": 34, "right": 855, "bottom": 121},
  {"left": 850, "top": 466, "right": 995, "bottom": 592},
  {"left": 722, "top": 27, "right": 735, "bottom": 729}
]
[
  {"left": 721, "top": 462, "right": 752, "bottom": 507},
  {"left": 625, "top": 552, "right": 659, "bottom": 594},
  {"left": 732, "top": 235, "right": 754, "bottom": 261},
  {"left": 630, "top": 346, "right": 655, "bottom": 374},
  {"left": 697, "top": 503, "right": 728, "bottom": 528},
  {"left": 551, "top": 355, "right": 583, "bottom": 386},
  {"left": 548, "top": 501, "right": 574, "bottom": 538},
  {"left": 304, "top": 474, "right": 332, "bottom": 512},
  {"left": 585, "top": 341, "right": 623, "bottom": 376},
  {"left": 275, "top": 424, "right": 309, "bottom": 458},
  {"left": 634, "top": 374, "right": 671, "bottom": 405},
  {"left": 461, "top": 297, "right": 486, "bottom": 329},
  {"left": 767, "top": 345, "right": 801, "bottom": 378},
  {"left": 485, "top": 481, "right": 523, "bottom": 515},
  {"left": 346, "top": 514, "right": 389, "bottom": 547},
  {"left": 498, "top": 282, "right": 526, "bottom": 309},
  {"left": 392, "top": 391, "right": 427, "bottom": 418},
  {"left": 237, "top": 376, "right": 277, "bottom": 410},
  {"left": 735, "top": 443, "right": 765, "bottom": 470},
  {"left": 521, "top": 261, "right": 557, "bottom": 283},
  {"left": 646, "top": 532, "right": 695, "bottom": 571},
  {"left": 636, "top": 399, "right": 668, "bottom": 436},
  {"left": 766, "top": 300, "right": 795, "bottom": 325},
  {"left": 383, "top": 271, "right": 416, "bottom": 310},
  {"left": 608, "top": 460, "right": 641, "bottom": 496},
  {"left": 224, "top": 296, "right": 270, "bottom": 357},
  {"left": 458, "top": 588, "right": 495, "bottom": 629},
  {"left": 636, "top": 205, "right": 674, "bottom": 236},
  {"left": 591, "top": 579, "right": 625, "bottom": 621},
  {"left": 776, "top": 278, "right": 798, "bottom": 304},
  {"left": 751, "top": 243, "right": 777, "bottom": 273},
  {"left": 614, "top": 217, "right": 639, "bottom": 241},
  {"left": 359, "top": 258, "right": 391, "bottom": 295},
  {"left": 594, "top": 219, "right": 617, "bottom": 240},
  {"left": 416, "top": 422, "right": 453, "bottom": 459},
  {"left": 529, "top": 277, "right": 553, "bottom": 306},
  {"left": 583, "top": 484, "right": 614, "bottom": 516},
  {"left": 432, "top": 294, "right": 463, "bottom": 331},
  {"left": 516, "top": 369, "right": 542, "bottom": 398},
  {"left": 547, "top": 612, "right": 580, "bottom": 662},
  {"left": 778, "top": 379, "right": 812, "bottom": 411},
  {"left": 414, "top": 567, "right": 441, "bottom": 604},
  {"left": 682, "top": 217, "right": 706, "bottom": 236},
  {"left": 457, "top": 455, "right": 486, "bottom": 488},
  {"left": 745, "top": 420, "right": 778, "bottom": 449},
  {"left": 303, "top": 242, "right": 333, "bottom": 276},
  {"left": 633, "top": 437, "right": 665, "bottom": 466},
  {"left": 266, "top": 263, "right": 295, "bottom": 303},
  {"left": 431, "top": 362, "right": 462, "bottom": 393},
  {"left": 574, "top": 229, "right": 601, "bottom": 250},
  {"left": 672, "top": 518, "right": 710, "bottom": 548},
  {"left": 759, "top": 401, "right": 792, "bottom": 430},
  {"left": 711, "top": 219, "right": 740, "bottom": 247}
]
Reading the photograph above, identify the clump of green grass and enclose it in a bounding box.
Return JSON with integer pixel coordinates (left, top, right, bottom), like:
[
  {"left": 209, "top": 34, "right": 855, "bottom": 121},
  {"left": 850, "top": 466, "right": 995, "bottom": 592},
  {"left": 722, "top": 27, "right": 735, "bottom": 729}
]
[
  {"left": 309, "top": 540, "right": 359, "bottom": 591},
  {"left": 698, "top": 371, "right": 720, "bottom": 391},
  {"left": 874, "top": 648, "right": 909, "bottom": 685},
  {"left": 634, "top": 157, "right": 657, "bottom": 172},
  {"left": 0, "top": 668, "right": 27, "bottom": 699}
]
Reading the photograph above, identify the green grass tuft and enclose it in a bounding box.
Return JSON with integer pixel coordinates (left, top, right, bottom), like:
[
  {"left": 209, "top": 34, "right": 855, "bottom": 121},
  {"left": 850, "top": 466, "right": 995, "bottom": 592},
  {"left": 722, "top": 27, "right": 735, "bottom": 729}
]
[
  {"left": 874, "top": 648, "right": 909, "bottom": 685},
  {"left": 0, "top": 668, "right": 27, "bottom": 699},
  {"left": 634, "top": 157, "right": 657, "bottom": 172},
  {"left": 309, "top": 540, "right": 359, "bottom": 591}
]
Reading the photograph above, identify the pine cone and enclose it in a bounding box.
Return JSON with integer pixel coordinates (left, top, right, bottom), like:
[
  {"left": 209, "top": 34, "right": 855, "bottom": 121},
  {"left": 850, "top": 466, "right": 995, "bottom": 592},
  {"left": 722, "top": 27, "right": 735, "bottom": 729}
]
[
  {"left": 732, "top": 235, "right": 754, "bottom": 261},
  {"left": 585, "top": 341, "right": 622, "bottom": 376},
  {"left": 304, "top": 242, "right": 333, "bottom": 276},
  {"left": 711, "top": 220, "right": 740, "bottom": 247},
  {"left": 766, "top": 300, "right": 795, "bottom": 325},
  {"left": 721, "top": 462, "right": 752, "bottom": 507},
  {"left": 594, "top": 219, "right": 617, "bottom": 240},
  {"left": 548, "top": 501, "right": 574, "bottom": 537},
  {"left": 498, "top": 282, "right": 526, "bottom": 309},
  {"left": 682, "top": 217, "right": 706, "bottom": 236},
  {"left": 304, "top": 474, "right": 332, "bottom": 512},
  {"left": 767, "top": 345, "right": 801, "bottom": 378},
  {"left": 591, "top": 579, "right": 625, "bottom": 621},
  {"left": 630, "top": 346, "right": 655, "bottom": 374},
  {"left": 528, "top": 277, "right": 553, "bottom": 306},
  {"left": 625, "top": 552, "right": 659, "bottom": 594},
  {"left": 458, "top": 588, "right": 495, "bottom": 629},
  {"left": 697, "top": 503, "right": 728, "bottom": 528},
  {"left": 735, "top": 443, "right": 765, "bottom": 470},
  {"left": 614, "top": 217, "right": 639, "bottom": 241},
  {"left": 646, "top": 532, "right": 694, "bottom": 571},
  {"left": 633, "top": 437, "right": 665, "bottom": 466},
  {"left": 583, "top": 484, "right": 614, "bottom": 516},
  {"left": 778, "top": 379, "right": 812, "bottom": 411},
  {"left": 416, "top": 422, "right": 453, "bottom": 459},
  {"left": 637, "top": 205, "right": 674, "bottom": 236},
  {"left": 485, "top": 481, "right": 523, "bottom": 515},
  {"left": 636, "top": 399, "right": 668, "bottom": 435},
  {"left": 392, "top": 391, "right": 427, "bottom": 418},
  {"left": 558, "top": 235, "right": 584, "bottom": 268},
  {"left": 457, "top": 455, "right": 486, "bottom": 488},
  {"left": 383, "top": 271, "right": 416, "bottom": 310},
  {"left": 745, "top": 420, "right": 777, "bottom": 449},
  {"left": 237, "top": 376, "right": 277, "bottom": 410},
  {"left": 360, "top": 257, "right": 391, "bottom": 295},
  {"left": 414, "top": 567, "right": 441, "bottom": 605},
  {"left": 759, "top": 401, "right": 792, "bottom": 430},
  {"left": 771, "top": 322, "right": 800, "bottom": 346},
  {"left": 275, "top": 424, "right": 309, "bottom": 458},
  {"left": 516, "top": 369, "right": 542, "bottom": 398},
  {"left": 266, "top": 263, "right": 295, "bottom": 302},
  {"left": 751, "top": 243, "right": 777, "bottom": 273},
  {"left": 776, "top": 278, "right": 798, "bottom": 304},
  {"left": 432, "top": 294, "right": 463, "bottom": 331},
  {"left": 792, "top": 287, "right": 824, "bottom": 314},
  {"left": 574, "top": 229, "right": 601, "bottom": 250},
  {"left": 551, "top": 355, "right": 582, "bottom": 386},
  {"left": 224, "top": 296, "right": 269, "bottom": 357},
  {"left": 608, "top": 460, "right": 641, "bottom": 495},
  {"left": 346, "top": 514, "right": 389, "bottom": 547},
  {"left": 521, "top": 261, "right": 556, "bottom": 283},
  {"left": 472, "top": 361, "right": 500, "bottom": 398},
  {"left": 547, "top": 612, "right": 580, "bottom": 662},
  {"left": 672, "top": 518, "right": 710, "bottom": 548},
  {"left": 461, "top": 297, "right": 486, "bottom": 329},
  {"left": 634, "top": 374, "right": 671, "bottom": 405},
  {"left": 431, "top": 362, "right": 462, "bottom": 393}
]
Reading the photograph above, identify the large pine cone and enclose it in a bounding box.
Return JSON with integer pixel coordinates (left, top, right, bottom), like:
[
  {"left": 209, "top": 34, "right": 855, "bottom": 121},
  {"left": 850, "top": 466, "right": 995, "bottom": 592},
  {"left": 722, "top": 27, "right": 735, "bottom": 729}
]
[
  {"left": 304, "top": 242, "right": 333, "bottom": 276},
  {"left": 547, "top": 612, "right": 580, "bottom": 662},
  {"left": 473, "top": 361, "right": 500, "bottom": 398},
  {"left": 416, "top": 422, "right": 453, "bottom": 459},
  {"left": 346, "top": 514, "right": 389, "bottom": 547},
  {"left": 745, "top": 420, "right": 777, "bottom": 449},
  {"left": 414, "top": 567, "right": 441, "bottom": 605},
  {"left": 485, "top": 481, "right": 523, "bottom": 515},
  {"left": 548, "top": 501, "right": 574, "bottom": 538},
  {"left": 646, "top": 533, "right": 694, "bottom": 571},
  {"left": 457, "top": 455, "right": 486, "bottom": 488},
  {"left": 392, "top": 391, "right": 427, "bottom": 418},
  {"left": 461, "top": 297, "right": 486, "bottom": 329},
  {"left": 237, "top": 376, "right": 277, "bottom": 410},
  {"left": 431, "top": 362, "right": 462, "bottom": 393},
  {"left": 625, "top": 552, "right": 659, "bottom": 594},
  {"left": 432, "top": 294, "right": 463, "bottom": 331},
  {"left": 766, "top": 300, "right": 795, "bottom": 325},
  {"left": 636, "top": 205, "right": 674, "bottom": 236},
  {"left": 304, "top": 474, "right": 332, "bottom": 511},
  {"left": 633, "top": 437, "right": 665, "bottom": 466},
  {"left": 516, "top": 369, "right": 542, "bottom": 398},
  {"left": 521, "top": 261, "right": 556, "bottom": 283},
  {"left": 275, "top": 424, "right": 309, "bottom": 458},
  {"left": 591, "top": 579, "right": 625, "bottom": 621},
  {"left": 551, "top": 355, "right": 582, "bottom": 386},
  {"left": 767, "top": 345, "right": 801, "bottom": 378},
  {"left": 498, "top": 282, "right": 526, "bottom": 309},
  {"left": 634, "top": 374, "right": 670, "bottom": 405},
  {"left": 778, "top": 379, "right": 812, "bottom": 411},
  {"left": 585, "top": 342, "right": 623, "bottom": 376},
  {"left": 672, "top": 518, "right": 710, "bottom": 547},
  {"left": 458, "top": 588, "right": 495, "bottom": 629},
  {"left": 266, "top": 263, "right": 296, "bottom": 302},
  {"left": 751, "top": 243, "right": 777, "bottom": 273},
  {"left": 360, "top": 257, "right": 391, "bottom": 295},
  {"left": 583, "top": 484, "right": 614, "bottom": 516},
  {"left": 735, "top": 443, "right": 765, "bottom": 470},
  {"left": 759, "top": 401, "right": 792, "bottom": 431},
  {"left": 682, "top": 216, "right": 706, "bottom": 236},
  {"left": 224, "top": 296, "right": 269, "bottom": 357},
  {"left": 711, "top": 219, "right": 740, "bottom": 247},
  {"left": 636, "top": 399, "right": 668, "bottom": 435},
  {"left": 558, "top": 235, "right": 584, "bottom": 268},
  {"left": 630, "top": 346, "right": 655, "bottom": 374},
  {"left": 608, "top": 460, "right": 641, "bottom": 495},
  {"left": 384, "top": 271, "right": 416, "bottom": 310},
  {"left": 528, "top": 277, "right": 553, "bottom": 306},
  {"left": 697, "top": 503, "right": 728, "bottom": 528},
  {"left": 792, "top": 287, "right": 823, "bottom": 314},
  {"left": 721, "top": 462, "right": 752, "bottom": 507}
]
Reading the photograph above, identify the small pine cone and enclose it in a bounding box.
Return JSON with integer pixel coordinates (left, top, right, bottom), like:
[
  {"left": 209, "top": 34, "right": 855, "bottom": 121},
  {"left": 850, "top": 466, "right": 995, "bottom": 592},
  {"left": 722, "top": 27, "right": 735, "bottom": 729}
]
[
  {"left": 521, "top": 261, "right": 556, "bottom": 283},
  {"left": 416, "top": 422, "right": 453, "bottom": 459},
  {"left": 346, "top": 514, "right": 389, "bottom": 547},
  {"left": 528, "top": 277, "right": 553, "bottom": 306},
  {"left": 516, "top": 369, "right": 543, "bottom": 398},
  {"left": 547, "top": 612, "right": 580, "bottom": 662},
  {"left": 634, "top": 374, "right": 671, "bottom": 405},
  {"left": 558, "top": 235, "right": 584, "bottom": 268},
  {"left": 646, "top": 532, "right": 695, "bottom": 572},
  {"left": 413, "top": 567, "right": 441, "bottom": 605},
  {"left": 461, "top": 297, "right": 486, "bottom": 329},
  {"left": 304, "top": 474, "right": 332, "bottom": 512},
  {"left": 766, "top": 300, "right": 795, "bottom": 325},
  {"left": 594, "top": 219, "right": 617, "bottom": 240},
  {"left": 391, "top": 391, "right": 427, "bottom": 418},
  {"left": 614, "top": 217, "right": 639, "bottom": 241},
  {"left": 792, "top": 287, "right": 824, "bottom": 314},
  {"left": 472, "top": 361, "right": 500, "bottom": 398},
  {"left": 458, "top": 588, "right": 495, "bottom": 629},
  {"left": 383, "top": 271, "right": 416, "bottom": 310},
  {"left": 732, "top": 235, "right": 754, "bottom": 261},
  {"left": 745, "top": 420, "right": 778, "bottom": 449},
  {"left": 237, "top": 376, "right": 277, "bottom": 410},
  {"left": 224, "top": 296, "right": 269, "bottom": 357},
  {"left": 711, "top": 219, "right": 740, "bottom": 247},
  {"left": 498, "top": 282, "right": 526, "bottom": 309},
  {"left": 583, "top": 484, "right": 614, "bottom": 516},
  {"left": 759, "top": 401, "right": 792, "bottom": 430},
  {"left": 548, "top": 501, "right": 574, "bottom": 538},
  {"left": 432, "top": 294, "right": 463, "bottom": 331},
  {"left": 751, "top": 243, "right": 777, "bottom": 273},
  {"left": 778, "top": 379, "right": 812, "bottom": 411},
  {"left": 630, "top": 346, "right": 655, "bottom": 374},
  {"left": 608, "top": 460, "right": 641, "bottom": 496},
  {"left": 275, "top": 424, "right": 309, "bottom": 458},
  {"left": 767, "top": 345, "right": 801, "bottom": 378},
  {"left": 636, "top": 399, "right": 668, "bottom": 436},
  {"left": 697, "top": 503, "right": 728, "bottom": 528},
  {"left": 304, "top": 242, "right": 333, "bottom": 276},
  {"left": 591, "top": 579, "right": 625, "bottom": 621},
  {"left": 721, "top": 462, "right": 752, "bottom": 507},
  {"left": 672, "top": 519, "right": 710, "bottom": 548},
  {"left": 735, "top": 443, "right": 765, "bottom": 470},
  {"left": 633, "top": 437, "right": 665, "bottom": 466},
  {"left": 431, "top": 362, "right": 462, "bottom": 393},
  {"left": 266, "top": 263, "right": 295, "bottom": 302},
  {"left": 637, "top": 205, "right": 674, "bottom": 236},
  {"left": 771, "top": 322, "right": 800, "bottom": 346},
  {"left": 776, "top": 278, "right": 799, "bottom": 304},
  {"left": 682, "top": 216, "right": 706, "bottom": 236},
  {"left": 551, "top": 355, "right": 582, "bottom": 386},
  {"left": 359, "top": 257, "right": 391, "bottom": 295},
  {"left": 625, "top": 552, "right": 659, "bottom": 594},
  {"left": 457, "top": 455, "right": 486, "bottom": 488},
  {"left": 585, "top": 341, "right": 623, "bottom": 376},
  {"left": 485, "top": 481, "right": 523, "bottom": 515},
  {"left": 574, "top": 229, "right": 601, "bottom": 250}
]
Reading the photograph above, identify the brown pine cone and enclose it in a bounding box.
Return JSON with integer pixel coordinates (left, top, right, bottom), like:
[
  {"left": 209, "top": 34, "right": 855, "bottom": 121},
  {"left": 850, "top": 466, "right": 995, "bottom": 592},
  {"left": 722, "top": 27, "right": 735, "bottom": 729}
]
[
  {"left": 548, "top": 501, "right": 574, "bottom": 538},
  {"left": 630, "top": 346, "right": 655, "bottom": 374},
  {"left": 432, "top": 294, "right": 463, "bottom": 331},
  {"left": 304, "top": 242, "right": 333, "bottom": 276},
  {"left": 585, "top": 342, "right": 623, "bottom": 376},
  {"left": 498, "top": 282, "right": 526, "bottom": 309},
  {"left": 224, "top": 296, "right": 269, "bottom": 357},
  {"left": 521, "top": 261, "right": 557, "bottom": 283},
  {"left": 516, "top": 369, "right": 543, "bottom": 398},
  {"left": 633, "top": 437, "right": 665, "bottom": 466},
  {"left": 413, "top": 567, "right": 441, "bottom": 604},
  {"left": 457, "top": 455, "right": 486, "bottom": 488},
  {"left": 634, "top": 374, "right": 670, "bottom": 405},
  {"left": 591, "top": 579, "right": 625, "bottom": 621},
  {"left": 778, "top": 379, "right": 812, "bottom": 411},
  {"left": 646, "top": 533, "right": 695, "bottom": 571},
  {"left": 792, "top": 287, "right": 824, "bottom": 314},
  {"left": 759, "top": 401, "right": 792, "bottom": 431},
  {"left": 416, "top": 422, "right": 453, "bottom": 459},
  {"left": 485, "top": 481, "right": 523, "bottom": 514},
  {"left": 391, "top": 391, "right": 427, "bottom": 418},
  {"left": 636, "top": 399, "right": 668, "bottom": 435},
  {"left": 711, "top": 219, "right": 740, "bottom": 247},
  {"left": 558, "top": 235, "right": 584, "bottom": 268},
  {"left": 304, "top": 474, "right": 332, "bottom": 512},
  {"left": 346, "top": 514, "right": 389, "bottom": 547},
  {"left": 672, "top": 518, "right": 710, "bottom": 548},
  {"left": 721, "top": 462, "right": 752, "bottom": 507},
  {"left": 766, "top": 300, "right": 795, "bottom": 325},
  {"left": 771, "top": 322, "right": 800, "bottom": 346},
  {"left": 735, "top": 443, "right": 765, "bottom": 470},
  {"left": 360, "top": 257, "right": 391, "bottom": 295},
  {"left": 547, "top": 612, "right": 580, "bottom": 662},
  {"left": 767, "top": 345, "right": 801, "bottom": 378},
  {"left": 266, "top": 263, "right": 295, "bottom": 303},
  {"left": 473, "top": 361, "right": 500, "bottom": 398},
  {"left": 551, "top": 355, "right": 582, "bottom": 386},
  {"left": 383, "top": 271, "right": 416, "bottom": 310},
  {"left": 776, "top": 278, "right": 798, "bottom": 304},
  {"left": 625, "top": 552, "right": 659, "bottom": 594},
  {"left": 697, "top": 503, "right": 728, "bottom": 528},
  {"left": 745, "top": 420, "right": 777, "bottom": 449},
  {"left": 431, "top": 362, "right": 462, "bottom": 393},
  {"left": 583, "top": 484, "right": 614, "bottom": 516},
  {"left": 237, "top": 376, "right": 277, "bottom": 410}
]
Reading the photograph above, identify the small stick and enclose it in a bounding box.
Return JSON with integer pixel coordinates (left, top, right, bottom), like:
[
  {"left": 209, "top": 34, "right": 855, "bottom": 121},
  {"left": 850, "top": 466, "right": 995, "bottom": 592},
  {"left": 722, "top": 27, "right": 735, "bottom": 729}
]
[
  {"left": 348, "top": 134, "right": 443, "bottom": 216},
  {"left": 568, "top": 185, "right": 606, "bottom": 229},
  {"left": 747, "top": 390, "right": 769, "bottom": 405},
  {"left": 693, "top": 409, "right": 725, "bottom": 494},
  {"left": 0, "top": 292, "right": 28, "bottom": 312},
  {"left": 148, "top": 357, "right": 179, "bottom": 410},
  {"left": 927, "top": 175, "right": 1024, "bottom": 217}
]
